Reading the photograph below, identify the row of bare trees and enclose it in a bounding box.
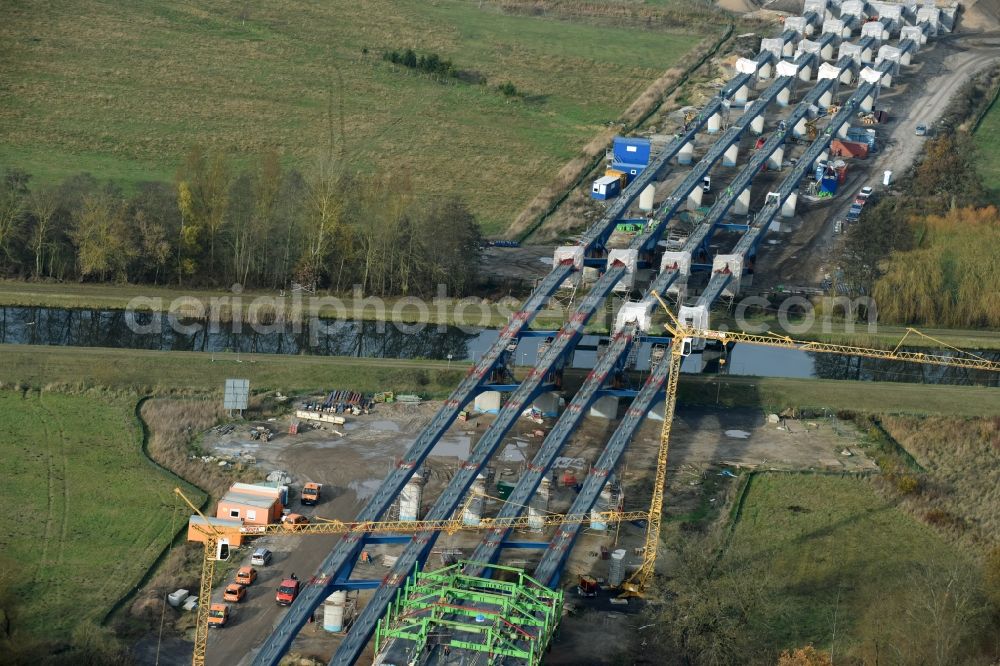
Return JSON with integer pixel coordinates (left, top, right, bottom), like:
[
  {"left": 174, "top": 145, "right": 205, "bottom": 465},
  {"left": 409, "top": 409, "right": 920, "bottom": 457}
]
[{"left": 0, "top": 147, "right": 482, "bottom": 296}]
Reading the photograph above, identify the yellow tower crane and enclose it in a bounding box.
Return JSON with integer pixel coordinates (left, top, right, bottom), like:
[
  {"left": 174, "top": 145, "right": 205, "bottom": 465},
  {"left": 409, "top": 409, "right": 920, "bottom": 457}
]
[
  {"left": 173, "top": 488, "right": 232, "bottom": 666},
  {"left": 619, "top": 293, "right": 1000, "bottom": 595}
]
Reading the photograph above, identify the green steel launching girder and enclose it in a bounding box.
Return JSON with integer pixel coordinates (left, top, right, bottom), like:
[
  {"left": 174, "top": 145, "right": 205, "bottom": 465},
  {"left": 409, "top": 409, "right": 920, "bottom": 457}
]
[{"left": 374, "top": 561, "right": 563, "bottom": 666}]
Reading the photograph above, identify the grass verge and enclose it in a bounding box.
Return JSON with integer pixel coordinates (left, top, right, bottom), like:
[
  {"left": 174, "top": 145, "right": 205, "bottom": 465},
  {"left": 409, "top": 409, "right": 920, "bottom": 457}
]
[
  {"left": 0, "top": 345, "right": 467, "bottom": 396},
  {"left": 1, "top": 344, "right": 998, "bottom": 415},
  {"left": 0, "top": 390, "right": 205, "bottom": 644},
  {"left": 720, "top": 473, "right": 966, "bottom": 655}
]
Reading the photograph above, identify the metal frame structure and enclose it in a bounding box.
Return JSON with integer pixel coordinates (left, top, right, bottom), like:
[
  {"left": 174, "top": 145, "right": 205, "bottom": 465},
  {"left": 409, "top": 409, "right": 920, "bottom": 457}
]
[{"left": 374, "top": 561, "right": 562, "bottom": 666}]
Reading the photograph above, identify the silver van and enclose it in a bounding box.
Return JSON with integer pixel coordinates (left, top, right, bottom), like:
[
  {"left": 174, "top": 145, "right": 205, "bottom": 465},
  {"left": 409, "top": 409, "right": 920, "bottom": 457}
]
[{"left": 251, "top": 547, "right": 273, "bottom": 567}]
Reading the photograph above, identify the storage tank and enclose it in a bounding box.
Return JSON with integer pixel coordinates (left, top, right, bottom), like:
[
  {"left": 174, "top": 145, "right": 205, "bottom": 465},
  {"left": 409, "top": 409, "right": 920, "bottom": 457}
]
[
  {"left": 638, "top": 184, "right": 656, "bottom": 212},
  {"left": 323, "top": 590, "right": 347, "bottom": 632},
  {"left": 462, "top": 474, "right": 486, "bottom": 526},
  {"left": 527, "top": 478, "right": 551, "bottom": 531},
  {"left": 399, "top": 472, "right": 423, "bottom": 521},
  {"left": 609, "top": 549, "right": 627, "bottom": 587}
]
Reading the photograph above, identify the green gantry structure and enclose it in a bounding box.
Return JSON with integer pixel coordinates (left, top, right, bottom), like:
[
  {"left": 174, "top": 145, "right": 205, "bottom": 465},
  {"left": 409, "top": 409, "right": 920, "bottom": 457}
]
[{"left": 374, "top": 560, "right": 563, "bottom": 665}]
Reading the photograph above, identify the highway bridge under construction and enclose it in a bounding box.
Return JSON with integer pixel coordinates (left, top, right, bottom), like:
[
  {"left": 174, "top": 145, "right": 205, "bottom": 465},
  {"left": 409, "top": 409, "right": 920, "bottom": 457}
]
[{"left": 241, "top": 2, "right": 959, "bottom": 664}]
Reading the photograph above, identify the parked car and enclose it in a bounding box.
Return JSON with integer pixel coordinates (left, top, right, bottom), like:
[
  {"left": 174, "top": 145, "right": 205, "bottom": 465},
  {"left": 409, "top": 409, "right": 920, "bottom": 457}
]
[
  {"left": 701, "top": 175, "right": 711, "bottom": 192},
  {"left": 208, "top": 603, "right": 229, "bottom": 628},
  {"left": 282, "top": 513, "right": 310, "bottom": 530},
  {"left": 251, "top": 548, "right": 272, "bottom": 567},
  {"left": 223, "top": 583, "right": 246, "bottom": 603},
  {"left": 859, "top": 186, "right": 873, "bottom": 198},
  {"left": 915, "top": 124, "right": 927, "bottom": 136},
  {"left": 235, "top": 566, "right": 257, "bottom": 586},
  {"left": 276, "top": 577, "right": 300, "bottom": 606}
]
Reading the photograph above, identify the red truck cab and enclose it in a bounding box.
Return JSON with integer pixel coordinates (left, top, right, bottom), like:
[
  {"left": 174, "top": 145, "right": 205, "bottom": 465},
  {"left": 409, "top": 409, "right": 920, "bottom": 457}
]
[{"left": 276, "top": 578, "right": 300, "bottom": 605}]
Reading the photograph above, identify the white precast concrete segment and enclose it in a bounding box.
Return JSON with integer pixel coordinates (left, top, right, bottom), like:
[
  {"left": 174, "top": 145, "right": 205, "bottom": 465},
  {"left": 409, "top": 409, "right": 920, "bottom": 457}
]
[
  {"left": 823, "top": 18, "right": 849, "bottom": 38},
  {"left": 614, "top": 300, "right": 654, "bottom": 333},
  {"left": 838, "top": 43, "right": 863, "bottom": 67},
  {"left": 840, "top": 0, "right": 865, "bottom": 17},
  {"left": 760, "top": 37, "right": 786, "bottom": 60},
  {"left": 552, "top": 246, "right": 585, "bottom": 270},
  {"left": 861, "top": 21, "right": 889, "bottom": 41},
  {"left": 776, "top": 60, "right": 800, "bottom": 78},
  {"left": 735, "top": 57, "right": 759, "bottom": 74},
  {"left": 818, "top": 62, "right": 845, "bottom": 80},
  {"left": 900, "top": 25, "right": 924, "bottom": 48},
  {"left": 860, "top": 66, "right": 885, "bottom": 84},
  {"left": 607, "top": 249, "right": 639, "bottom": 292},
  {"left": 784, "top": 16, "right": 812, "bottom": 36},
  {"left": 804, "top": 0, "right": 828, "bottom": 14},
  {"left": 711, "top": 254, "right": 745, "bottom": 297}
]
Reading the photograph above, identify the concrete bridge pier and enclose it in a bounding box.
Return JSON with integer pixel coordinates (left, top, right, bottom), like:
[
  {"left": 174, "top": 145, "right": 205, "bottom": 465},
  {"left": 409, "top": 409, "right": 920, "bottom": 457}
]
[
  {"left": 733, "top": 187, "right": 752, "bottom": 215},
  {"left": 758, "top": 62, "right": 774, "bottom": 79},
  {"left": 590, "top": 396, "right": 620, "bottom": 419},
  {"left": 687, "top": 186, "right": 703, "bottom": 210},
  {"left": 777, "top": 86, "right": 792, "bottom": 107},
  {"left": 768, "top": 146, "right": 784, "bottom": 171},
  {"left": 734, "top": 84, "right": 750, "bottom": 105},
  {"left": 678, "top": 141, "right": 695, "bottom": 165},
  {"left": 837, "top": 122, "right": 850, "bottom": 139},
  {"left": 781, "top": 192, "right": 798, "bottom": 218},
  {"left": 723, "top": 142, "right": 739, "bottom": 167},
  {"left": 751, "top": 113, "right": 765, "bottom": 135},
  {"left": 793, "top": 117, "right": 808, "bottom": 139},
  {"left": 815, "top": 149, "right": 829, "bottom": 169},
  {"left": 707, "top": 112, "right": 722, "bottom": 134},
  {"left": 819, "top": 86, "right": 836, "bottom": 108},
  {"left": 533, "top": 392, "right": 561, "bottom": 418},
  {"left": 860, "top": 93, "right": 875, "bottom": 112},
  {"left": 474, "top": 391, "right": 502, "bottom": 414}
]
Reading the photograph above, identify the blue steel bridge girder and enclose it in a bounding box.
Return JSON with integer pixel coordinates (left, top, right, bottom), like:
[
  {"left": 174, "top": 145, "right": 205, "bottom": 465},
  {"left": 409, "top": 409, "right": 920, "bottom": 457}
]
[
  {"left": 533, "top": 349, "right": 674, "bottom": 587},
  {"left": 461, "top": 327, "right": 639, "bottom": 580},
  {"left": 326, "top": 265, "right": 631, "bottom": 666}
]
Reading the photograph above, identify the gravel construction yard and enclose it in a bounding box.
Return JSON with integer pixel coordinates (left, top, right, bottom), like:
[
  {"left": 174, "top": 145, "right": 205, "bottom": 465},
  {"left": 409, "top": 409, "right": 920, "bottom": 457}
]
[{"left": 182, "top": 397, "right": 870, "bottom": 665}]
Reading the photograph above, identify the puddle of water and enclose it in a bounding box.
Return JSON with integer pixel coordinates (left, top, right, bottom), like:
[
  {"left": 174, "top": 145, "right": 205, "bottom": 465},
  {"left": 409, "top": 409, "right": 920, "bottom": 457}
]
[
  {"left": 431, "top": 436, "right": 471, "bottom": 458},
  {"left": 369, "top": 420, "right": 401, "bottom": 432},
  {"left": 724, "top": 429, "right": 751, "bottom": 439},
  {"left": 348, "top": 478, "right": 384, "bottom": 500},
  {"left": 499, "top": 443, "right": 526, "bottom": 462}
]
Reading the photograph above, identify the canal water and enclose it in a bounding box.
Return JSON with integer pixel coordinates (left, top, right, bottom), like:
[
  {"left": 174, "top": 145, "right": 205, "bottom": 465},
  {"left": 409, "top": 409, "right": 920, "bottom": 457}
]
[{"left": 0, "top": 306, "right": 997, "bottom": 386}]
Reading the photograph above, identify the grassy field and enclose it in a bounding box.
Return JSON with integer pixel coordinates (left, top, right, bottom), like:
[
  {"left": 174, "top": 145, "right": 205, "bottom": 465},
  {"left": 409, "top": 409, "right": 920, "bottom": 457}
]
[
  {"left": 0, "top": 1, "right": 707, "bottom": 234},
  {"left": 975, "top": 92, "right": 1000, "bottom": 195},
  {"left": 722, "top": 473, "right": 961, "bottom": 655},
  {"left": 0, "top": 390, "right": 205, "bottom": 642},
  {"left": 1, "top": 344, "right": 999, "bottom": 414}
]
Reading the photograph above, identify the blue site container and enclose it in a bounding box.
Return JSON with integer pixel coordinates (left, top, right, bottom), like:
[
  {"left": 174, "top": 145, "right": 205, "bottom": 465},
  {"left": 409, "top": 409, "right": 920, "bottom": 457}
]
[
  {"left": 611, "top": 161, "right": 646, "bottom": 183},
  {"left": 846, "top": 128, "right": 876, "bottom": 148},
  {"left": 591, "top": 175, "right": 621, "bottom": 200},
  {"left": 613, "top": 137, "right": 651, "bottom": 166},
  {"left": 820, "top": 175, "right": 839, "bottom": 194}
]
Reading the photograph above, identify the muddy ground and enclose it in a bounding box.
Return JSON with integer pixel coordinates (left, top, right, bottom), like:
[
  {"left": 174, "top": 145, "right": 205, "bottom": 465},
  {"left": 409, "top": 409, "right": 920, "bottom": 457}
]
[{"left": 180, "top": 395, "right": 871, "bottom": 666}]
